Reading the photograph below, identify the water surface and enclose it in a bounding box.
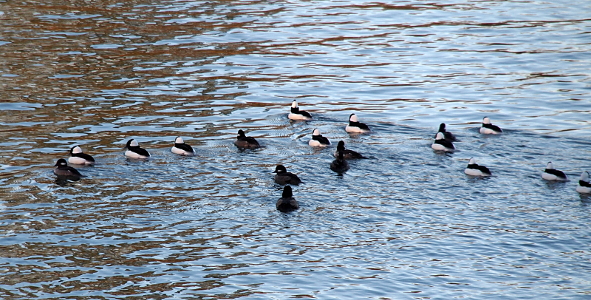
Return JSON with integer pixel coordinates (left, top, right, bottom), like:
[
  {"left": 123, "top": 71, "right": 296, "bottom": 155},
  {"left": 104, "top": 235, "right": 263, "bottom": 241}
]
[{"left": 1, "top": 0, "right": 590, "bottom": 299}]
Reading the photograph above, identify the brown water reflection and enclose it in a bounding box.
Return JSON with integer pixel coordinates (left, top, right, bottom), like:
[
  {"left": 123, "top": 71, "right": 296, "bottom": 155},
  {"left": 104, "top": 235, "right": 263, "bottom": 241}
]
[{"left": 2, "top": 1, "right": 272, "bottom": 103}]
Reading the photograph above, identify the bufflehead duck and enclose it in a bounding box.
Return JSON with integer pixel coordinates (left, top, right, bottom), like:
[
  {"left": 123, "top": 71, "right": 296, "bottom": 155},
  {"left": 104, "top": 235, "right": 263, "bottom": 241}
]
[
  {"left": 309, "top": 128, "right": 330, "bottom": 147},
  {"left": 334, "top": 140, "right": 364, "bottom": 159},
  {"left": 431, "top": 132, "right": 455, "bottom": 152},
  {"left": 576, "top": 171, "right": 591, "bottom": 194},
  {"left": 542, "top": 162, "right": 567, "bottom": 181},
  {"left": 288, "top": 100, "right": 312, "bottom": 120},
  {"left": 276, "top": 185, "right": 299, "bottom": 212},
  {"left": 171, "top": 137, "right": 195, "bottom": 156},
  {"left": 330, "top": 150, "right": 350, "bottom": 174},
  {"left": 125, "top": 139, "right": 150, "bottom": 159},
  {"left": 53, "top": 158, "right": 84, "bottom": 181},
  {"left": 345, "top": 113, "right": 370, "bottom": 133},
  {"left": 68, "top": 145, "right": 95, "bottom": 165},
  {"left": 234, "top": 129, "right": 260, "bottom": 149},
  {"left": 464, "top": 158, "right": 492, "bottom": 177},
  {"left": 480, "top": 117, "right": 503, "bottom": 134},
  {"left": 436, "top": 123, "right": 456, "bottom": 142},
  {"left": 273, "top": 165, "right": 302, "bottom": 185}
]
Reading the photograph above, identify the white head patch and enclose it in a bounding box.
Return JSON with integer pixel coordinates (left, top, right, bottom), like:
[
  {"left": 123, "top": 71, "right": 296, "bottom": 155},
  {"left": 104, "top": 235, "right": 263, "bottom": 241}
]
[{"left": 581, "top": 171, "right": 590, "bottom": 182}]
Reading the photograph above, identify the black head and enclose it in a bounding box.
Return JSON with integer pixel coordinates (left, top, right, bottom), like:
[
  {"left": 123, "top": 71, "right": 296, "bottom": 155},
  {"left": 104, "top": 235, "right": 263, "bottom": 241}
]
[
  {"left": 237, "top": 130, "right": 246, "bottom": 137},
  {"left": 55, "top": 158, "right": 68, "bottom": 167},
  {"left": 274, "top": 165, "right": 287, "bottom": 173},
  {"left": 282, "top": 185, "right": 293, "bottom": 198},
  {"left": 439, "top": 123, "right": 446, "bottom": 132},
  {"left": 337, "top": 140, "right": 345, "bottom": 151}
]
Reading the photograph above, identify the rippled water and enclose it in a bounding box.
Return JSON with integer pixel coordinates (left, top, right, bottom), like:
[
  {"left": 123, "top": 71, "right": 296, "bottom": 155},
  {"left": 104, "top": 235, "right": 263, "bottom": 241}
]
[{"left": 1, "top": 0, "right": 591, "bottom": 298}]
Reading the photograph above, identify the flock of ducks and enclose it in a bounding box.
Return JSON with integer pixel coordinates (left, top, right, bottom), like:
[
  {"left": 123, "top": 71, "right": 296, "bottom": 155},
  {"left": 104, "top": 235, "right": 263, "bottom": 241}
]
[
  {"left": 432, "top": 117, "right": 591, "bottom": 193},
  {"left": 431, "top": 115, "right": 590, "bottom": 192},
  {"left": 53, "top": 100, "right": 591, "bottom": 211}
]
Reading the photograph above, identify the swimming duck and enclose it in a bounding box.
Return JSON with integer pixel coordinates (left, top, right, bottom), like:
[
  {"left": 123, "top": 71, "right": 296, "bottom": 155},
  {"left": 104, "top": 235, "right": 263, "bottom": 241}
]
[
  {"left": 330, "top": 150, "right": 350, "bottom": 174},
  {"left": 276, "top": 185, "right": 299, "bottom": 212},
  {"left": 171, "top": 136, "right": 195, "bottom": 156},
  {"left": 431, "top": 132, "right": 455, "bottom": 152},
  {"left": 309, "top": 129, "right": 330, "bottom": 147},
  {"left": 541, "top": 162, "right": 567, "bottom": 181},
  {"left": 125, "top": 139, "right": 150, "bottom": 159},
  {"left": 273, "top": 165, "right": 302, "bottom": 185},
  {"left": 436, "top": 123, "right": 456, "bottom": 142},
  {"left": 68, "top": 145, "right": 95, "bottom": 165},
  {"left": 288, "top": 100, "right": 312, "bottom": 120},
  {"left": 53, "top": 158, "right": 84, "bottom": 181},
  {"left": 345, "top": 113, "right": 370, "bottom": 133},
  {"left": 334, "top": 141, "right": 364, "bottom": 159},
  {"left": 576, "top": 171, "right": 591, "bottom": 194},
  {"left": 464, "top": 158, "right": 492, "bottom": 176},
  {"left": 480, "top": 116, "right": 503, "bottom": 134},
  {"left": 234, "top": 129, "right": 260, "bottom": 149}
]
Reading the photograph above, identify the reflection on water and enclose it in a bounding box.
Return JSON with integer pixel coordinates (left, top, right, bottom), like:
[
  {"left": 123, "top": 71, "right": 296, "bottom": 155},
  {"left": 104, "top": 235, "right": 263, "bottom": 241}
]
[{"left": 1, "top": 0, "right": 591, "bottom": 298}]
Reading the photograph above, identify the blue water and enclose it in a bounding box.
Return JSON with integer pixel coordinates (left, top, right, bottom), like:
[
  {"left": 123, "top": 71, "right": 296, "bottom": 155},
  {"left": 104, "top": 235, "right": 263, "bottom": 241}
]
[{"left": 1, "top": 0, "right": 590, "bottom": 299}]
